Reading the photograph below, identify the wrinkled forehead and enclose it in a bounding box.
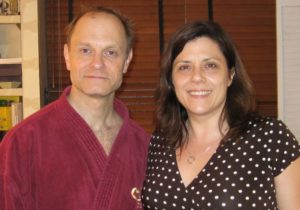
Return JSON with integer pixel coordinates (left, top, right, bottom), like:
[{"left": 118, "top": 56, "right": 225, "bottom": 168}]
[
  {"left": 69, "top": 12, "right": 128, "bottom": 48},
  {"left": 76, "top": 12, "right": 125, "bottom": 33}
]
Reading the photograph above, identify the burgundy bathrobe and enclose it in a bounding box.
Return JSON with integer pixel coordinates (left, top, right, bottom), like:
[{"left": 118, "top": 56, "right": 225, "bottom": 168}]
[{"left": 0, "top": 87, "right": 150, "bottom": 210}]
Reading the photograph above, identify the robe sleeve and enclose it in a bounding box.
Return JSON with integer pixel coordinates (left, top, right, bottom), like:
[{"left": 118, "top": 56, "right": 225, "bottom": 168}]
[{"left": 0, "top": 131, "right": 34, "bottom": 210}]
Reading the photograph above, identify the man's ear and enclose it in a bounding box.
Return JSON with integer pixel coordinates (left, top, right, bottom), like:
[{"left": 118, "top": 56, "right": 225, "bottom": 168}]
[
  {"left": 123, "top": 49, "right": 133, "bottom": 74},
  {"left": 64, "top": 44, "right": 71, "bottom": 71}
]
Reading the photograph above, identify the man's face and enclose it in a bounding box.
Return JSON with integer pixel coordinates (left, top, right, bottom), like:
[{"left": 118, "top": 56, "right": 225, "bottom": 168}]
[{"left": 64, "top": 12, "right": 132, "bottom": 99}]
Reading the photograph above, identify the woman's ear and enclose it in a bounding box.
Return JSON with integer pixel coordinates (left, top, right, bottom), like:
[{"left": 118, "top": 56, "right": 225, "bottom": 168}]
[
  {"left": 230, "top": 68, "right": 235, "bottom": 80},
  {"left": 228, "top": 67, "right": 235, "bottom": 87}
]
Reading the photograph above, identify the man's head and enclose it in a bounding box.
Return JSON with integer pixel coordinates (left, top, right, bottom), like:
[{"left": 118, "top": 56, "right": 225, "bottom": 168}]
[
  {"left": 65, "top": 7, "right": 134, "bottom": 55},
  {"left": 63, "top": 7, "right": 134, "bottom": 99}
]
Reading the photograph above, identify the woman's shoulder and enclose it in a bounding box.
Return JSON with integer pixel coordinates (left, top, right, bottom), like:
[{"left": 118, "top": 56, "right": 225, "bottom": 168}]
[
  {"left": 236, "top": 115, "right": 300, "bottom": 176},
  {"left": 150, "top": 134, "right": 166, "bottom": 145},
  {"left": 149, "top": 134, "right": 172, "bottom": 150},
  {"left": 244, "top": 114, "right": 299, "bottom": 154},
  {"left": 237, "top": 115, "right": 299, "bottom": 154},
  {"left": 245, "top": 115, "right": 292, "bottom": 135}
]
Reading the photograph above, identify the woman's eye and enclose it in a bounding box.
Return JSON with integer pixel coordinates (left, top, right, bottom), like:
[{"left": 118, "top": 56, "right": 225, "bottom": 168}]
[
  {"left": 204, "top": 63, "right": 217, "bottom": 69},
  {"left": 178, "top": 65, "right": 191, "bottom": 71}
]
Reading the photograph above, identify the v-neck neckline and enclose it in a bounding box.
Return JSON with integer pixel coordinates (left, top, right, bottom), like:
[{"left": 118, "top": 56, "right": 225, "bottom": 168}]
[{"left": 173, "top": 143, "right": 223, "bottom": 189}]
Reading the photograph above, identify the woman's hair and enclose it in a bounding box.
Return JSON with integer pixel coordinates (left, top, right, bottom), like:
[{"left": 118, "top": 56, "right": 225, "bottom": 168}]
[
  {"left": 155, "top": 21, "right": 256, "bottom": 148},
  {"left": 65, "top": 6, "right": 134, "bottom": 54}
]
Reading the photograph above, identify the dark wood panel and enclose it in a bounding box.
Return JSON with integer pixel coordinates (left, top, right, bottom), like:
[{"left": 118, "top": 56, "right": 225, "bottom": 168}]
[
  {"left": 214, "top": 0, "right": 277, "bottom": 117},
  {"left": 45, "top": 0, "right": 277, "bottom": 132}
]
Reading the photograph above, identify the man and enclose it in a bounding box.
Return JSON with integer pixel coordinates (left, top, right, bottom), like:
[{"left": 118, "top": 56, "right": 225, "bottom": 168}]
[{"left": 0, "top": 7, "right": 149, "bottom": 210}]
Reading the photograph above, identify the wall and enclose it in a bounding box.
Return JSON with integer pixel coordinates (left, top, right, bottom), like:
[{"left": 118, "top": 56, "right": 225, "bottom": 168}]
[
  {"left": 44, "top": 0, "right": 277, "bottom": 133},
  {"left": 277, "top": 0, "right": 300, "bottom": 140}
]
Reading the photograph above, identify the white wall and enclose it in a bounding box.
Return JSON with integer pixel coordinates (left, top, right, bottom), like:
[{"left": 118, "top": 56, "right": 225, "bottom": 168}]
[{"left": 277, "top": 0, "right": 300, "bottom": 140}]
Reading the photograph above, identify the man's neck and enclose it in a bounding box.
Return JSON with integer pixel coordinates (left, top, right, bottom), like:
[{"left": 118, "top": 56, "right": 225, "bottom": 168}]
[{"left": 67, "top": 89, "right": 123, "bottom": 154}]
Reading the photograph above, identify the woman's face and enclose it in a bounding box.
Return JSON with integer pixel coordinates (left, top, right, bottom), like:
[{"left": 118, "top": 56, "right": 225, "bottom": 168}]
[{"left": 172, "top": 37, "right": 234, "bottom": 120}]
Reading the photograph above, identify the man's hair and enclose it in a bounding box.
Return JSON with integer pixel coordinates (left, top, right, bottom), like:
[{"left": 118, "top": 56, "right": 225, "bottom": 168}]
[
  {"left": 65, "top": 6, "right": 134, "bottom": 54},
  {"left": 155, "top": 21, "right": 257, "bottom": 148}
]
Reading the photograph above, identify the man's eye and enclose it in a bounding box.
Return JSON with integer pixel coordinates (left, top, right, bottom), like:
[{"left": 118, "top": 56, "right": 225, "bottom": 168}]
[
  {"left": 105, "top": 50, "right": 118, "bottom": 57},
  {"left": 79, "top": 48, "right": 92, "bottom": 54}
]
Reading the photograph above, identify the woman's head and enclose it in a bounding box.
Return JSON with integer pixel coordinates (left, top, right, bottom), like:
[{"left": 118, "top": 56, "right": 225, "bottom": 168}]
[{"left": 156, "top": 21, "right": 256, "bottom": 147}]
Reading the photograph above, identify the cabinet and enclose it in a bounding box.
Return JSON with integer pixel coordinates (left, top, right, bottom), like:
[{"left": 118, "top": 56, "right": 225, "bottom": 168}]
[{"left": 0, "top": 0, "right": 41, "bottom": 131}]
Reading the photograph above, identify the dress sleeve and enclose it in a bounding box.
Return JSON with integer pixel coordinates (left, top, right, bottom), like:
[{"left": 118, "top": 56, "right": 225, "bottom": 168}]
[{"left": 267, "top": 119, "right": 300, "bottom": 176}]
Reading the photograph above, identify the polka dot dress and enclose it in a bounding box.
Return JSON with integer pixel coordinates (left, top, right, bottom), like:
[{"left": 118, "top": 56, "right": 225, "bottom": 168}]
[{"left": 141, "top": 117, "right": 300, "bottom": 210}]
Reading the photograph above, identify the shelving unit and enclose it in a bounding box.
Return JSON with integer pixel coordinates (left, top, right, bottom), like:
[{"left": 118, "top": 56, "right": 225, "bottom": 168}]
[
  {"left": 0, "top": 15, "right": 20, "bottom": 23},
  {"left": 0, "top": 0, "right": 41, "bottom": 131},
  {"left": 0, "top": 58, "right": 22, "bottom": 64}
]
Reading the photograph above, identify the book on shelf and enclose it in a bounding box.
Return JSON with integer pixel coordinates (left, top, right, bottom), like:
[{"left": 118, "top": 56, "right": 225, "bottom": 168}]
[{"left": 0, "top": 96, "right": 22, "bottom": 131}]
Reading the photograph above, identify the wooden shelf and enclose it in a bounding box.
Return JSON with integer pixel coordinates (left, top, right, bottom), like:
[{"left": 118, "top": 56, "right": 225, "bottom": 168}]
[
  {"left": 0, "top": 58, "right": 22, "bottom": 64},
  {"left": 0, "top": 15, "right": 21, "bottom": 24},
  {"left": 0, "top": 88, "right": 22, "bottom": 96},
  {"left": 0, "top": 0, "right": 40, "bottom": 120}
]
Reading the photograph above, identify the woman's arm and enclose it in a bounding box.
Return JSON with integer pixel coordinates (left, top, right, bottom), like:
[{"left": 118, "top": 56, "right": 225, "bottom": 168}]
[{"left": 275, "top": 157, "right": 300, "bottom": 210}]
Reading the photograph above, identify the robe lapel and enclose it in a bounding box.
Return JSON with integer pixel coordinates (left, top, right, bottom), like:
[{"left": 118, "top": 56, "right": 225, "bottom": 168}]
[{"left": 92, "top": 152, "right": 123, "bottom": 209}]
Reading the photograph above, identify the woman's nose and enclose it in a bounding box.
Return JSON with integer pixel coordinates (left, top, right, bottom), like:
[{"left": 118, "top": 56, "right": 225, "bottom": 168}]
[{"left": 191, "top": 67, "right": 205, "bottom": 82}]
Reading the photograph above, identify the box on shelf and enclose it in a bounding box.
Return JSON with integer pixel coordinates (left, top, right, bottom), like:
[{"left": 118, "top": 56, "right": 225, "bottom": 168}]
[
  {"left": 0, "top": 63, "right": 22, "bottom": 88},
  {"left": 0, "top": 95, "right": 22, "bottom": 130},
  {"left": 0, "top": 99, "right": 11, "bottom": 130},
  {"left": 0, "top": 0, "right": 20, "bottom": 15},
  {"left": 0, "top": 81, "right": 21, "bottom": 88}
]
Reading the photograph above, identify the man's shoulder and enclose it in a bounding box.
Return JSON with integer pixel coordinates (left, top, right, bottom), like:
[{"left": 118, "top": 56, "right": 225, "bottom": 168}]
[
  {"left": 20, "top": 100, "right": 60, "bottom": 125},
  {"left": 114, "top": 98, "right": 150, "bottom": 139},
  {"left": 2, "top": 100, "right": 60, "bottom": 139},
  {"left": 127, "top": 118, "right": 150, "bottom": 141}
]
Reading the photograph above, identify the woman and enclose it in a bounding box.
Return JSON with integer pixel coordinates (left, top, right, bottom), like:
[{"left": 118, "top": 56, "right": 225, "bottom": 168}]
[{"left": 141, "top": 21, "right": 300, "bottom": 209}]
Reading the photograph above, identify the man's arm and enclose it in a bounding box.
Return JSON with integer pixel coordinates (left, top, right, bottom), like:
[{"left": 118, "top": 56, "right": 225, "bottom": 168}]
[{"left": 0, "top": 134, "right": 30, "bottom": 210}]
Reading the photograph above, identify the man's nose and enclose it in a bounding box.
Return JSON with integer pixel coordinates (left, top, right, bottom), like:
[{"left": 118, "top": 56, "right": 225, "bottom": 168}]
[{"left": 91, "top": 54, "right": 104, "bottom": 69}]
